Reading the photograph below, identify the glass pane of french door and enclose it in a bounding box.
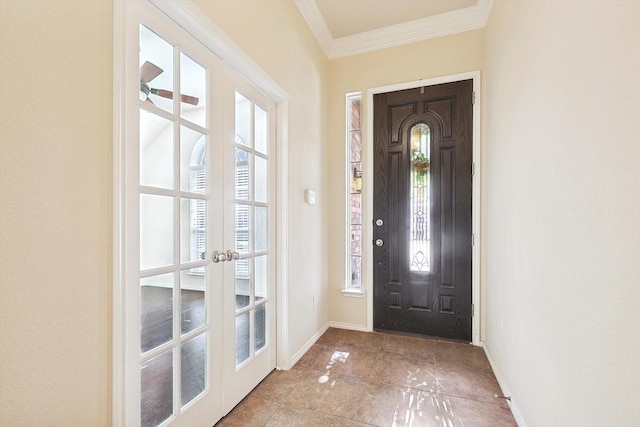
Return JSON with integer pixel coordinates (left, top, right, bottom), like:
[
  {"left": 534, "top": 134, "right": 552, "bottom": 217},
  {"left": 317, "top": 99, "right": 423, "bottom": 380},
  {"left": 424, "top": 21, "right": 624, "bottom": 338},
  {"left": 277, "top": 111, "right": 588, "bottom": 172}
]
[
  {"left": 138, "top": 22, "right": 213, "bottom": 427},
  {"left": 233, "top": 90, "right": 270, "bottom": 369},
  {"left": 222, "top": 83, "right": 276, "bottom": 413}
]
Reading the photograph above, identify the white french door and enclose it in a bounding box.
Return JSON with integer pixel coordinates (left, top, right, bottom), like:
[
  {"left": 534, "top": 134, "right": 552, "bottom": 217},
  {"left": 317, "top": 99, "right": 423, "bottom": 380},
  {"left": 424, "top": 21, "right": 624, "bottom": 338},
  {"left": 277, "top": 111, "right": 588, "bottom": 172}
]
[
  {"left": 222, "top": 79, "right": 277, "bottom": 413},
  {"left": 119, "top": 2, "right": 276, "bottom": 426}
]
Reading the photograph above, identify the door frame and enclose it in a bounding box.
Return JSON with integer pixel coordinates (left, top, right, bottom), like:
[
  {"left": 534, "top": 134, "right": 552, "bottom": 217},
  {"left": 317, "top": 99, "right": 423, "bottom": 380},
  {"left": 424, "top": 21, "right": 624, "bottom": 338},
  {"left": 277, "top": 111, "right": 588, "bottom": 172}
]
[
  {"left": 112, "top": 0, "right": 291, "bottom": 425},
  {"left": 365, "top": 71, "right": 481, "bottom": 345}
]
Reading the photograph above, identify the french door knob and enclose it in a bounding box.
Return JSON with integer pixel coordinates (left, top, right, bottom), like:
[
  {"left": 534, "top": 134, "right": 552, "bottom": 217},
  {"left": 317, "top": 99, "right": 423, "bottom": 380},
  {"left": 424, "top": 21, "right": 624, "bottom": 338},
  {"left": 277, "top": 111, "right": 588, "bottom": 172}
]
[
  {"left": 212, "top": 250, "right": 227, "bottom": 263},
  {"left": 212, "top": 250, "right": 239, "bottom": 263}
]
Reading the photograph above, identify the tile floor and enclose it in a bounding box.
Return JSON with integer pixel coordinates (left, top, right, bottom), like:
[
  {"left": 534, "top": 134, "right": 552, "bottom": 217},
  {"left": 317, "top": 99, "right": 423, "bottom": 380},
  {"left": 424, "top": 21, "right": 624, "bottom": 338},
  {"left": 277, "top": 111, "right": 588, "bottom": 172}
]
[{"left": 216, "top": 328, "right": 516, "bottom": 426}]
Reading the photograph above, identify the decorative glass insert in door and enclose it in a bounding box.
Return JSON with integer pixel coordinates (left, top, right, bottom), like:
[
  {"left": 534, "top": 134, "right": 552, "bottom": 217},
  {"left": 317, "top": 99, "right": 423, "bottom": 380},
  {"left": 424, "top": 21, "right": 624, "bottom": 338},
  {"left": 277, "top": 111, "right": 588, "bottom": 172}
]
[
  {"left": 409, "top": 123, "right": 431, "bottom": 271},
  {"left": 139, "top": 23, "right": 209, "bottom": 427},
  {"left": 234, "top": 91, "right": 270, "bottom": 367}
]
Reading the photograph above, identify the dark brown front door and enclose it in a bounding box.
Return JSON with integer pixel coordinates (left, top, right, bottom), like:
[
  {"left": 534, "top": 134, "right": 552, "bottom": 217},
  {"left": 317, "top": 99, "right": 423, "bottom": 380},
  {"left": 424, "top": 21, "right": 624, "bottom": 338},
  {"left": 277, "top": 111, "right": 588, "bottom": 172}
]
[{"left": 373, "top": 80, "right": 473, "bottom": 341}]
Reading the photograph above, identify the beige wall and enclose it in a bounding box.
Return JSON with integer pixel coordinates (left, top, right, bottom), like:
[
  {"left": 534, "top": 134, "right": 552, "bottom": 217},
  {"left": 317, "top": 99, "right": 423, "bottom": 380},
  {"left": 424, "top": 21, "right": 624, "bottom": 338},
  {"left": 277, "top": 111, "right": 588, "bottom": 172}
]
[
  {"left": 0, "top": 0, "right": 329, "bottom": 424},
  {"left": 3, "top": 0, "right": 639, "bottom": 425},
  {"left": 0, "top": 0, "right": 113, "bottom": 425},
  {"left": 327, "top": 30, "right": 484, "bottom": 328},
  {"left": 191, "top": 0, "right": 331, "bottom": 361},
  {"left": 482, "top": 1, "right": 640, "bottom": 424}
]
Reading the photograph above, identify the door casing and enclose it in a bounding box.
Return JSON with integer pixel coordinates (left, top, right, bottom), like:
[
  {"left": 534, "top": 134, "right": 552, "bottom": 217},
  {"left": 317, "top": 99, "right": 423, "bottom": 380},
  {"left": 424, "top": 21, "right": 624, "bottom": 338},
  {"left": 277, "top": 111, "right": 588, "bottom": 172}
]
[{"left": 365, "top": 72, "right": 481, "bottom": 345}]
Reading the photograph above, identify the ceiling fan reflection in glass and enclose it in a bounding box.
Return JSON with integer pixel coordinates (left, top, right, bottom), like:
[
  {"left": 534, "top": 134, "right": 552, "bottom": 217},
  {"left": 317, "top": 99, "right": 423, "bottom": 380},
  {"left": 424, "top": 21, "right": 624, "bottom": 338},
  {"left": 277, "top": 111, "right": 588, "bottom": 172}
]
[{"left": 139, "top": 60, "right": 199, "bottom": 106}]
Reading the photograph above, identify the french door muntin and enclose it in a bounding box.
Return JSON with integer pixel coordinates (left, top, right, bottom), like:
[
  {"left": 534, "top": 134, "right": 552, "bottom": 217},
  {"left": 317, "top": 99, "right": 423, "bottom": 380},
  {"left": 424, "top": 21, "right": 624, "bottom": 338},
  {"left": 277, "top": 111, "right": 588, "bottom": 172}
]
[{"left": 123, "top": 3, "right": 277, "bottom": 425}]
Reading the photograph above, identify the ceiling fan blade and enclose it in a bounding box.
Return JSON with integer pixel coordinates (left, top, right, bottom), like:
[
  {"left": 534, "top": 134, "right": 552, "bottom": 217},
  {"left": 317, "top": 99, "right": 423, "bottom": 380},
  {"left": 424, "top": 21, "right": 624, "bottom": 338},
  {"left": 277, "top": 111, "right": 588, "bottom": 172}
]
[
  {"left": 180, "top": 94, "right": 200, "bottom": 106},
  {"left": 149, "top": 88, "right": 199, "bottom": 106},
  {"left": 150, "top": 88, "right": 174, "bottom": 100},
  {"left": 140, "top": 61, "right": 163, "bottom": 83}
]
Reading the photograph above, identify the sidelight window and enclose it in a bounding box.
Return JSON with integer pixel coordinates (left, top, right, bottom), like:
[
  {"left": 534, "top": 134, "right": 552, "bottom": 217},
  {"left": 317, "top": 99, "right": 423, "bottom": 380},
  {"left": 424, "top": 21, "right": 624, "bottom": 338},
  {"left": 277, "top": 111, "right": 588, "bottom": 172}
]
[{"left": 346, "top": 93, "right": 362, "bottom": 291}]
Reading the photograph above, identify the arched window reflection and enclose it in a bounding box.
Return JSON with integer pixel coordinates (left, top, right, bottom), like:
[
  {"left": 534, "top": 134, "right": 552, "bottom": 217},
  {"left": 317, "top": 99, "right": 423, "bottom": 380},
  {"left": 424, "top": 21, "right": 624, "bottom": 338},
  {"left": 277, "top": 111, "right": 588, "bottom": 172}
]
[{"left": 189, "top": 136, "right": 206, "bottom": 273}]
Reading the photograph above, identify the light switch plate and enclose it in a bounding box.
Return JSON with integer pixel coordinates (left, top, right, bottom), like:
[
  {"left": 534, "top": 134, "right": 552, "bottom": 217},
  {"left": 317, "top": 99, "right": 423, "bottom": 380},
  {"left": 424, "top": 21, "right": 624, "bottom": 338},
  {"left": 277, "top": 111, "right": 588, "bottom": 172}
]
[{"left": 305, "top": 189, "right": 317, "bottom": 205}]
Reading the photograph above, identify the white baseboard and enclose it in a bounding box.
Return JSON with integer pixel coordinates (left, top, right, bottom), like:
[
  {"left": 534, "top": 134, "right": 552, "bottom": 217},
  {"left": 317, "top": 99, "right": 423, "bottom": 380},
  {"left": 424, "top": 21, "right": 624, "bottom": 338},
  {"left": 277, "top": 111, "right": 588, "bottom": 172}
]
[
  {"left": 285, "top": 322, "right": 372, "bottom": 370},
  {"left": 481, "top": 341, "right": 527, "bottom": 427},
  {"left": 288, "top": 322, "right": 330, "bottom": 369},
  {"left": 327, "top": 321, "right": 370, "bottom": 332}
]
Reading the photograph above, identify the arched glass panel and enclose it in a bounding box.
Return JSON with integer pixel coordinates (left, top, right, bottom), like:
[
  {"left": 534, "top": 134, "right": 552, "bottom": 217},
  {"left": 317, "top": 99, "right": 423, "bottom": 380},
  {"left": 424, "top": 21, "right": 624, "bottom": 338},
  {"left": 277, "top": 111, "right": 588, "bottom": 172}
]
[{"left": 409, "top": 123, "right": 431, "bottom": 272}]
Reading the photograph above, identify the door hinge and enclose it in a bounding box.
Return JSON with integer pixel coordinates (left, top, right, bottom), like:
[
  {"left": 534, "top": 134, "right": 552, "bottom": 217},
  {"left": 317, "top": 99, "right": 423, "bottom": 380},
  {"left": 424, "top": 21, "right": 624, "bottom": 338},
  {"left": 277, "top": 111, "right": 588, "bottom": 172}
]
[
  {"left": 472, "top": 304, "right": 475, "bottom": 317},
  {"left": 472, "top": 91, "right": 476, "bottom": 105},
  {"left": 472, "top": 233, "right": 475, "bottom": 246},
  {"left": 472, "top": 162, "right": 475, "bottom": 177}
]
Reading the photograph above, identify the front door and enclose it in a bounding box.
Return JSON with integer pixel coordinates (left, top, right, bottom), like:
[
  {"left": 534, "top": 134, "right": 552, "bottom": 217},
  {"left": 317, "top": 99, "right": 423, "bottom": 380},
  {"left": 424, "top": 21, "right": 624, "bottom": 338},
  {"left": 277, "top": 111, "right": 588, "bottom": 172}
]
[
  {"left": 372, "top": 80, "right": 473, "bottom": 341},
  {"left": 127, "top": 3, "right": 276, "bottom": 426}
]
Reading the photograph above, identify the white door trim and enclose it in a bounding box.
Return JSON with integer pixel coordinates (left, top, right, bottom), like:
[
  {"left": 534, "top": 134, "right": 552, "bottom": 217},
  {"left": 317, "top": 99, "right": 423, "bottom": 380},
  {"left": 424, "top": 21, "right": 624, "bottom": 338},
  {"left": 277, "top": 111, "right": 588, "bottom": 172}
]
[
  {"left": 365, "top": 71, "right": 482, "bottom": 345},
  {"left": 112, "top": 1, "right": 290, "bottom": 424},
  {"left": 112, "top": 3, "right": 127, "bottom": 425}
]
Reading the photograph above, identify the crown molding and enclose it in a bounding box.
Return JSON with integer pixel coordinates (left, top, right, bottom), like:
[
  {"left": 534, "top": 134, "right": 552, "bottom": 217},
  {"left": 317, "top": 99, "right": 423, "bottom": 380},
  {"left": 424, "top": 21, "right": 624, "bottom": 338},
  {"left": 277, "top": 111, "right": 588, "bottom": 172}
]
[
  {"left": 295, "top": 0, "right": 493, "bottom": 59},
  {"left": 294, "top": 0, "right": 333, "bottom": 56}
]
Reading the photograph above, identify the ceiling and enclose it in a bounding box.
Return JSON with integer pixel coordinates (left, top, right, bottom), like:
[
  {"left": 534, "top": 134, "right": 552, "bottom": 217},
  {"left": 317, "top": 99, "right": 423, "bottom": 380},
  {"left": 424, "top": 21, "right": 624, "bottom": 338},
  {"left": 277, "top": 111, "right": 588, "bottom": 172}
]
[
  {"left": 295, "top": 0, "right": 493, "bottom": 59},
  {"left": 315, "top": 0, "right": 478, "bottom": 38}
]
